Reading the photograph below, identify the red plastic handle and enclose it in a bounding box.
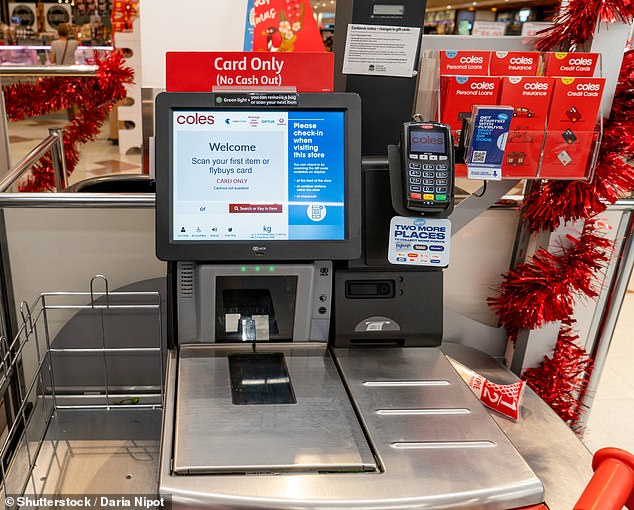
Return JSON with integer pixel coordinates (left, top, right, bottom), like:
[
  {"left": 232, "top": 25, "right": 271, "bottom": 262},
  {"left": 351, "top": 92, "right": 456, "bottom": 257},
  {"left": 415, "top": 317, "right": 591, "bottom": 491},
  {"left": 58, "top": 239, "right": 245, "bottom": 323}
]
[{"left": 574, "top": 448, "right": 634, "bottom": 510}]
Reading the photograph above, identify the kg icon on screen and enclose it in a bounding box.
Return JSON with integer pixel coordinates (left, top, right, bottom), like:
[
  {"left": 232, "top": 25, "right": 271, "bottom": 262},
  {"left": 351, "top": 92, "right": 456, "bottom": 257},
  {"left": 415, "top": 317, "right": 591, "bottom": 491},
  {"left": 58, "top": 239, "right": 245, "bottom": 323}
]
[{"left": 307, "top": 203, "right": 327, "bottom": 222}]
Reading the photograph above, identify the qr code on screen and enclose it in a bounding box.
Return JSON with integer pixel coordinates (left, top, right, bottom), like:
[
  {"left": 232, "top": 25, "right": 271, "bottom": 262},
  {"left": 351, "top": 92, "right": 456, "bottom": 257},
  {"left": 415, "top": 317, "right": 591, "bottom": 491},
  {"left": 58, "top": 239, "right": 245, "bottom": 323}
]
[{"left": 472, "top": 151, "right": 487, "bottom": 163}]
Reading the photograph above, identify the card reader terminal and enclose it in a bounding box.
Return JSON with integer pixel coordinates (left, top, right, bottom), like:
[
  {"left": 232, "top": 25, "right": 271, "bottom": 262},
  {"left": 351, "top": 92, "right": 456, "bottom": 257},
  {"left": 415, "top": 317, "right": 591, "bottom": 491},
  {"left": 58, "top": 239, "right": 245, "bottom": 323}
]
[{"left": 401, "top": 122, "right": 454, "bottom": 214}]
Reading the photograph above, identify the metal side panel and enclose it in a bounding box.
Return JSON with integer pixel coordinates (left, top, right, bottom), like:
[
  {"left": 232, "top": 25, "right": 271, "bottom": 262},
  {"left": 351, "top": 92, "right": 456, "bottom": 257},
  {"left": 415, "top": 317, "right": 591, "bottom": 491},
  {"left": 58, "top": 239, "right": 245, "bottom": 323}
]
[
  {"left": 334, "top": 347, "right": 544, "bottom": 503},
  {"left": 160, "top": 346, "right": 544, "bottom": 509}
]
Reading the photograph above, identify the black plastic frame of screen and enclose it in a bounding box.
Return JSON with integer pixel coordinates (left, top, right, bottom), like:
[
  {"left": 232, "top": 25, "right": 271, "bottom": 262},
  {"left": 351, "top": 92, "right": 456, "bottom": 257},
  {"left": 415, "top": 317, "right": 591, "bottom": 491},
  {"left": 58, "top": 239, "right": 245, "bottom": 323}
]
[{"left": 154, "top": 92, "right": 362, "bottom": 262}]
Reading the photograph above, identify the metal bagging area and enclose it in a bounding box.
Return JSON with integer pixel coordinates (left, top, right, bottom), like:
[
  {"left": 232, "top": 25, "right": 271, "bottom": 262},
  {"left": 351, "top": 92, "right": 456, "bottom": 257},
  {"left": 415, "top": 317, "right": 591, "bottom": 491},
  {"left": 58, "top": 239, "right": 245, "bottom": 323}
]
[{"left": 0, "top": 277, "right": 163, "bottom": 502}]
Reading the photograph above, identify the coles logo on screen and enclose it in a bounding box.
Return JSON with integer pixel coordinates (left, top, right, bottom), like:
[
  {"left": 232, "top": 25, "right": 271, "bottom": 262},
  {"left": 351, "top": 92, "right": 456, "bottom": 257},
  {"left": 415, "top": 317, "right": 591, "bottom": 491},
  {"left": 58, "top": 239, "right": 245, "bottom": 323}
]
[
  {"left": 176, "top": 113, "right": 215, "bottom": 125},
  {"left": 412, "top": 136, "right": 443, "bottom": 144}
]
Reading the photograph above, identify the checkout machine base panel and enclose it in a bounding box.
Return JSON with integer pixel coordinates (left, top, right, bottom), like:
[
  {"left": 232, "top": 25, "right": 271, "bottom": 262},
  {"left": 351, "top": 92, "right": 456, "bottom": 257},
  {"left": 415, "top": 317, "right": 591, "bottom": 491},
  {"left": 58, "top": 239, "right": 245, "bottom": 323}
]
[{"left": 163, "top": 344, "right": 544, "bottom": 509}]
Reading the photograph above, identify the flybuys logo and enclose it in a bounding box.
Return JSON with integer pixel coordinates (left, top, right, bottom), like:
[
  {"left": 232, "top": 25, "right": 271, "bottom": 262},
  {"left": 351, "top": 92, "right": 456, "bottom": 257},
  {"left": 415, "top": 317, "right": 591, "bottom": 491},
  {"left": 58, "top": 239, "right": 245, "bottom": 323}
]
[{"left": 176, "top": 113, "right": 215, "bottom": 125}]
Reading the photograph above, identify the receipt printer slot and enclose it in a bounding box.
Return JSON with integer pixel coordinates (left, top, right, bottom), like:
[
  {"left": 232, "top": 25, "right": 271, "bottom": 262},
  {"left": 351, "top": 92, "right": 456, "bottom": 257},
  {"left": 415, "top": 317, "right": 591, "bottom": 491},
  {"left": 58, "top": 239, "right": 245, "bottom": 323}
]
[{"left": 346, "top": 280, "right": 395, "bottom": 298}]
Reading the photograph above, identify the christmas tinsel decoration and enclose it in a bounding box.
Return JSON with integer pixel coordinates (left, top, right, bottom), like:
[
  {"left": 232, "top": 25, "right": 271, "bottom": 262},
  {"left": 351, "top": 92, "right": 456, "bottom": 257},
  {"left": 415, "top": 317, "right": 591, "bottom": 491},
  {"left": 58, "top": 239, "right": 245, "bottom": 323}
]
[
  {"left": 3, "top": 51, "right": 133, "bottom": 191},
  {"left": 489, "top": 2, "right": 634, "bottom": 427},
  {"left": 488, "top": 220, "right": 612, "bottom": 340},
  {"left": 522, "top": 50, "right": 634, "bottom": 233},
  {"left": 523, "top": 321, "right": 594, "bottom": 430},
  {"left": 535, "top": 0, "right": 634, "bottom": 51}
]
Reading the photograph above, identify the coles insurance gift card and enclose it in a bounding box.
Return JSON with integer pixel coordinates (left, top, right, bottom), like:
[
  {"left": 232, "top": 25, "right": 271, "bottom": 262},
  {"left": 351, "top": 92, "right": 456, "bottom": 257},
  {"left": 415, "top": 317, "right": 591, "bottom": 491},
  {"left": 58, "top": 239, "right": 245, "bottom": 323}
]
[
  {"left": 388, "top": 216, "right": 451, "bottom": 268},
  {"left": 489, "top": 51, "right": 540, "bottom": 76}
]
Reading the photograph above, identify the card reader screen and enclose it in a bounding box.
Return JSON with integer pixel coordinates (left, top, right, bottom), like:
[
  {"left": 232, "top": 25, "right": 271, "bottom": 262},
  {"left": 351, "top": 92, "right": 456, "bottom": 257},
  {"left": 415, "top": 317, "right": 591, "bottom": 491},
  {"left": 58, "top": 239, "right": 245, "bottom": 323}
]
[{"left": 409, "top": 129, "right": 446, "bottom": 154}]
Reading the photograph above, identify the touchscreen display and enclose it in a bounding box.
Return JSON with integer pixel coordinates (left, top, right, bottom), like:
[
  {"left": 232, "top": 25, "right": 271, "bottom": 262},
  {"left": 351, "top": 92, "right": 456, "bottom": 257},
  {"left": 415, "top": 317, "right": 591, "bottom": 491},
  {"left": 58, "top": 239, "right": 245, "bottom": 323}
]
[
  {"left": 172, "top": 110, "right": 345, "bottom": 242},
  {"left": 409, "top": 129, "right": 446, "bottom": 154}
]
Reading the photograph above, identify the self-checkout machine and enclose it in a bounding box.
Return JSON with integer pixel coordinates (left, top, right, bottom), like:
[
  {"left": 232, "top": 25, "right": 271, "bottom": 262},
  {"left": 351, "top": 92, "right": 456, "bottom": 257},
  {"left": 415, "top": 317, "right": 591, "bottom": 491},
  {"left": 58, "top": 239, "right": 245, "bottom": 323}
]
[{"left": 154, "top": 49, "right": 544, "bottom": 508}]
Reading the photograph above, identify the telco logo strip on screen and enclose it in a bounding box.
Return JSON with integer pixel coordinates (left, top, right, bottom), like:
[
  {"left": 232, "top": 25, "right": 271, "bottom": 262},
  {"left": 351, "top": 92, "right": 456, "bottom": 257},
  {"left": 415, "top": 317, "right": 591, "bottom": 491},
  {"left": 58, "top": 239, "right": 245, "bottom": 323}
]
[{"left": 172, "top": 110, "right": 345, "bottom": 242}]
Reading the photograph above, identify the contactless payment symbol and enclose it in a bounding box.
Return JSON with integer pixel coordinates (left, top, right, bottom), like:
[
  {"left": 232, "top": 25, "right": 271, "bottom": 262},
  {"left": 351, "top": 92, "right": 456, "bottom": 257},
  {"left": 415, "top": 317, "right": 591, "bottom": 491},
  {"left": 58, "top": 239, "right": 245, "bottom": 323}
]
[{"left": 307, "top": 203, "right": 326, "bottom": 221}]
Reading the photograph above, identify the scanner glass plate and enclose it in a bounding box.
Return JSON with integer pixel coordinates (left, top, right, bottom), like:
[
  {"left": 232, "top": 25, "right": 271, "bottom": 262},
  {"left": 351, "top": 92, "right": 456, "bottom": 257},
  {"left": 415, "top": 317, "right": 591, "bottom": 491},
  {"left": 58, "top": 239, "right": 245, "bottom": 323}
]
[{"left": 229, "top": 353, "right": 296, "bottom": 405}]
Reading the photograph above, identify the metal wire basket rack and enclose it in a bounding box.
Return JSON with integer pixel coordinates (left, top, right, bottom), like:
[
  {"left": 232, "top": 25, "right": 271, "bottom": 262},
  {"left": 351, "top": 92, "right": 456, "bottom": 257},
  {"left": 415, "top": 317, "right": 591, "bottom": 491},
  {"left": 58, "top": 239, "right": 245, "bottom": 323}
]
[{"left": 0, "top": 276, "right": 164, "bottom": 504}]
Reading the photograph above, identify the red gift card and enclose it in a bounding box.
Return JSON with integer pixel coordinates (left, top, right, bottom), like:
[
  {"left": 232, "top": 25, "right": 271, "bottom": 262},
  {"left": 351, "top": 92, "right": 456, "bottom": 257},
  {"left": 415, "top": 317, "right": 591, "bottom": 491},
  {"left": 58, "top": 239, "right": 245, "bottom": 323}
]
[
  {"left": 500, "top": 76, "right": 555, "bottom": 131},
  {"left": 543, "top": 52, "right": 599, "bottom": 77},
  {"left": 440, "top": 76, "right": 501, "bottom": 139},
  {"left": 490, "top": 51, "right": 540, "bottom": 76},
  {"left": 439, "top": 51, "right": 491, "bottom": 76},
  {"left": 547, "top": 77, "right": 605, "bottom": 131},
  {"left": 539, "top": 131, "right": 594, "bottom": 179},
  {"left": 165, "top": 52, "right": 334, "bottom": 92}
]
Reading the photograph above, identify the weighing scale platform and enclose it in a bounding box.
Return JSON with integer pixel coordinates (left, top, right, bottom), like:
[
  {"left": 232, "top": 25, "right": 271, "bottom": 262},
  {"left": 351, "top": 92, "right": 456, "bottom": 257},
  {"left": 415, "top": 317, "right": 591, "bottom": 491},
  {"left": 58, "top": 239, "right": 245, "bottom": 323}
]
[
  {"left": 174, "top": 344, "right": 376, "bottom": 474},
  {"left": 162, "top": 344, "right": 545, "bottom": 509}
]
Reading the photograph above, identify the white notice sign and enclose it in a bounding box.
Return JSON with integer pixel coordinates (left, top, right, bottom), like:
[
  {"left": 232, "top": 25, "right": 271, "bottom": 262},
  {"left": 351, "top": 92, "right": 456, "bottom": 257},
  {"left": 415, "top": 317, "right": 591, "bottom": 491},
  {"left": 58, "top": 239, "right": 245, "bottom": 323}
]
[
  {"left": 342, "top": 24, "right": 421, "bottom": 78},
  {"left": 521, "top": 22, "right": 554, "bottom": 37},
  {"left": 472, "top": 21, "right": 507, "bottom": 37}
]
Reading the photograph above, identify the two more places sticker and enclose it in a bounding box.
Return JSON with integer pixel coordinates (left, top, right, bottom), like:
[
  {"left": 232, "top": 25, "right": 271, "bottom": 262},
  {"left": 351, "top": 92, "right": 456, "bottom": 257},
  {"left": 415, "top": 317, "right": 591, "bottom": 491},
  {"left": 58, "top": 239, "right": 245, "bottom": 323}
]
[{"left": 388, "top": 216, "right": 451, "bottom": 268}]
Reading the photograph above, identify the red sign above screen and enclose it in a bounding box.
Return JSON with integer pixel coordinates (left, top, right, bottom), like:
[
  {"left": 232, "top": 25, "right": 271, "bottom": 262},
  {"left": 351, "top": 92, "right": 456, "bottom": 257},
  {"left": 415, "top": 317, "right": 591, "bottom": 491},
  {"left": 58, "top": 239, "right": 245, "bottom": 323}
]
[{"left": 165, "top": 52, "right": 334, "bottom": 93}]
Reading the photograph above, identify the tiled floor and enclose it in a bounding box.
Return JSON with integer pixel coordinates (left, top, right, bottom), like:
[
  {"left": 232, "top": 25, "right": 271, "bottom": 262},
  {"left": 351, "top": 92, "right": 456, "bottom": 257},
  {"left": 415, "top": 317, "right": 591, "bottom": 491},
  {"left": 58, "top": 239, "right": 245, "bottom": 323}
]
[
  {"left": 5, "top": 110, "right": 634, "bottom": 457},
  {"left": 6, "top": 111, "right": 142, "bottom": 187}
]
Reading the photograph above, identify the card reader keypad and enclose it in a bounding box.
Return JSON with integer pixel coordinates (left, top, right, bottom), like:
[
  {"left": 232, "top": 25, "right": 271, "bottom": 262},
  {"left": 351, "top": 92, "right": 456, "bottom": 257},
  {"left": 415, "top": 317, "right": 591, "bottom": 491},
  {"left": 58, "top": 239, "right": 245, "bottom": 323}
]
[{"left": 408, "top": 157, "right": 450, "bottom": 203}]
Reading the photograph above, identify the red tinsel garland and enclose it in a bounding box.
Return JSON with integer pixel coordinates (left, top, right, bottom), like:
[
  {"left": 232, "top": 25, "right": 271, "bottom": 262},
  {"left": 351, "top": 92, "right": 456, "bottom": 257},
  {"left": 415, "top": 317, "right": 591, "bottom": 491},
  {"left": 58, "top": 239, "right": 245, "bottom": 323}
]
[
  {"left": 3, "top": 51, "right": 133, "bottom": 191},
  {"left": 523, "top": 321, "right": 594, "bottom": 428},
  {"left": 487, "top": 220, "right": 612, "bottom": 340},
  {"left": 535, "top": 0, "right": 634, "bottom": 51},
  {"left": 522, "top": 50, "right": 634, "bottom": 233},
  {"left": 489, "top": 2, "right": 634, "bottom": 429}
]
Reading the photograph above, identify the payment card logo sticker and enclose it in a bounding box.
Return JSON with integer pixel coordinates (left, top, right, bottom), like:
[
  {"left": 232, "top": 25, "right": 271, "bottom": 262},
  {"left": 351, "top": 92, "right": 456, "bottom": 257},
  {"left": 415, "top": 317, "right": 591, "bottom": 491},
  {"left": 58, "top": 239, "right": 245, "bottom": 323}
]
[
  {"left": 307, "top": 203, "right": 326, "bottom": 221},
  {"left": 388, "top": 216, "right": 451, "bottom": 268}
]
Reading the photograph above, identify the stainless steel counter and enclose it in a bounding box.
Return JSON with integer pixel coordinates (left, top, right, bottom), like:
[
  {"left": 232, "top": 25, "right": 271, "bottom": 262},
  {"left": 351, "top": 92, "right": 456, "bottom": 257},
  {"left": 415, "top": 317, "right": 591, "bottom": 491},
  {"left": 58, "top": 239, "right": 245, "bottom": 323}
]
[
  {"left": 6, "top": 344, "right": 591, "bottom": 509},
  {"left": 173, "top": 344, "right": 376, "bottom": 475},
  {"left": 442, "top": 343, "right": 594, "bottom": 510},
  {"left": 160, "top": 344, "right": 544, "bottom": 509}
]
